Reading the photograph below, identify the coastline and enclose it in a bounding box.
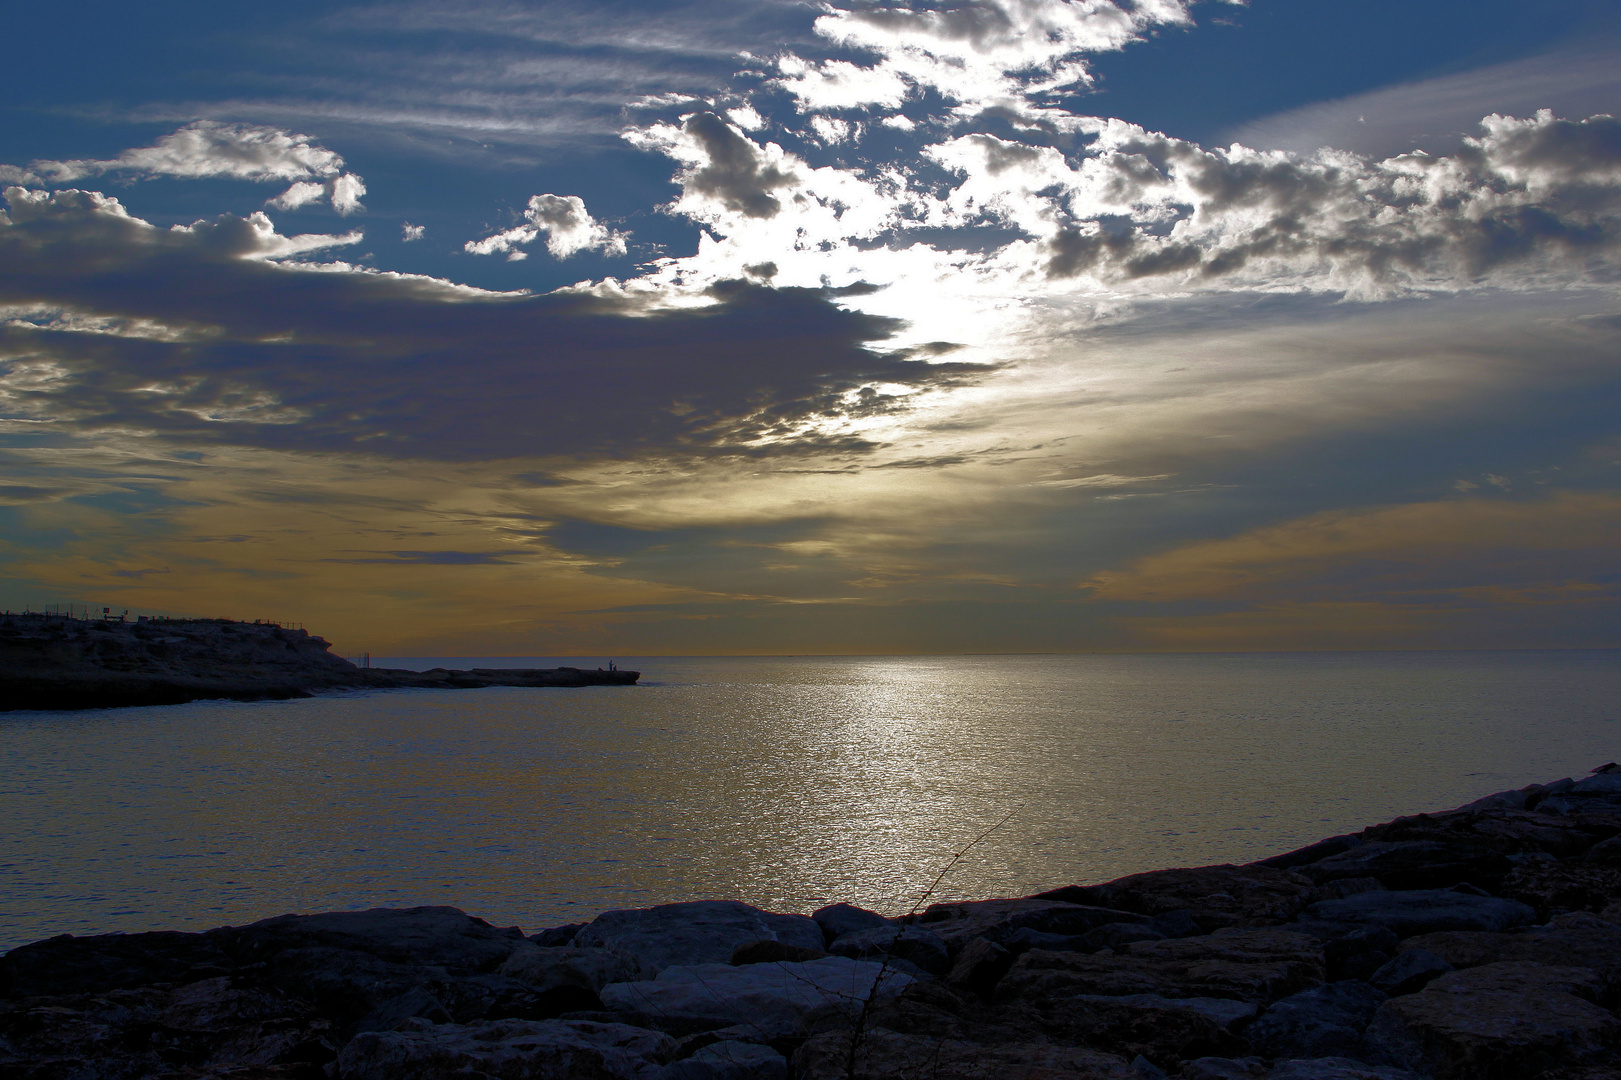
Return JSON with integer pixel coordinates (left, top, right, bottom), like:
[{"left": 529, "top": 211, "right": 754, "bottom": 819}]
[
  {"left": 0, "top": 612, "right": 636, "bottom": 712},
  {"left": 6, "top": 768, "right": 1621, "bottom": 1078}
]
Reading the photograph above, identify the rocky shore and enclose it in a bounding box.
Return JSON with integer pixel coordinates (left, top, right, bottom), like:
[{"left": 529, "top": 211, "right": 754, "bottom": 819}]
[
  {"left": 0, "top": 613, "right": 637, "bottom": 711},
  {"left": 8, "top": 769, "right": 1621, "bottom": 1079}
]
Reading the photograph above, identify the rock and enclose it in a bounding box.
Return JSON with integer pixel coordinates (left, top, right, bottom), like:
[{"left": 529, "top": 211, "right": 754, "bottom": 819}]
[
  {"left": 729, "top": 940, "right": 827, "bottom": 966},
  {"left": 214, "top": 906, "right": 527, "bottom": 975},
  {"left": 994, "top": 990, "right": 1252, "bottom": 1067},
  {"left": 1293, "top": 841, "right": 1511, "bottom": 891},
  {"left": 1078, "top": 922, "right": 1169, "bottom": 951},
  {"left": 1078, "top": 865, "right": 1319, "bottom": 930},
  {"left": 1146, "top": 909, "right": 1207, "bottom": 939},
  {"left": 1268, "top": 1059, "right": 1426, "bottom": 1080},
  {"left": 1358, "top": 808, "right": 1611, "bottom": 859},
  {"left": 1368, "top": 948, "right": 1453, "bottom": 996},
  {"left": 1367, "top": 962, "right": 1621, "bottom": 1079},
  {"left": 827, "top": 925, "right": 949, "bottom": 975},
  {"left": 1181, "top": 1058, "right": 1268, "bottom": 1079},
  {"left": 1322, "top": 927, "right": 1399, "bottom": 983},
  {"left": 1496, "top": 860, "right": 1621, "bottom": 918},
  {"left": 1303, "top": 890, "right": 1536, "bottom": 937},
  {"left": 911, "top": 898, "right": 1148, "bottom": 951},
  {"left": 0, "top": 929, "right": 236, "bottom": 997},
  {"left": 532, "top": 923, "right": 584, "bottom": 946},
  {"left": 1075, "top": 992, "right": 1259, "bottom": 1029},
  {"left": 1583, "top": 836, "right": 1621, "bottom": 865},
  {"left": 811, "top": 903, "right": 889, "bottom": 942},
  {"left": 666, "top": 1039, "right": 789, "bottom": 1080},
  {"left": 572, "top": 902, "right": 824, "bottom": 976},
  {"left": 1244, "top": 980, "right": 1389, "bottom": 1061},
  {"left": 1392, "top": 913, "right": 1621, "bottom": 1000},
  {"left": 334, "top": 1017, "right": 674, "bottom": 1079},
  {"left": 997, "top": 926, "right": 1100, "bottom": 954},
  {"left": 598, "top": 956, "right": 913, "bottom": 1039},
  {"left": 496, "top": 944, "right": 645, "bottom": 1015},
  {"left": 0, "top": 977, "right": 337, "bottom": 1078},
  {"left": 944, "top": 936, "right": 1015, "bottom": 996},
  {"left": 997, "top": 928, "right": 1324, "bottom": 1007},
  {"left": 793, "top": 1027, "right": 1140, "bottom": 1080},
  {"left": 1395, "top": 931, "right": 1512, "bottom": 970},
  {"left": 1253, "top": 835, "right": 1366, "bottom": 871}
]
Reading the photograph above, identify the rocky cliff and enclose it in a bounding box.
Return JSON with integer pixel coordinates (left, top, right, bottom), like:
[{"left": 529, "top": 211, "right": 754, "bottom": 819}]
[
  {"left": 5, "top": 767, "right": 1621, "bottom": 1078},
  {"left": 0, "top": 613, "right": 637, "bottom": 710}
]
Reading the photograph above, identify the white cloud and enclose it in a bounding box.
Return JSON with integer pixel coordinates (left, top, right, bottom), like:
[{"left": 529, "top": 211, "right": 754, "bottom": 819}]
[
  {"left": 266, "top": 181, "right": 327, "bottom": 211},
  {"left": 26, "top": 122, "right": 347, "bottom": 185},
  {"left": 402, "top": 222, "right": 426, "bottom": 242},
  {"left": 330, "top": 173, "right": 367, "bottom": 215},
  {"left": 465, "top": 194, "right": 628, "bottom": 259}
]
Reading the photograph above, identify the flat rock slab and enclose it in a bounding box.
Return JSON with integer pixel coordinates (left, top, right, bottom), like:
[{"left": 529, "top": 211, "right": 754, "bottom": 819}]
[
  {"left": 1076, "top": 865, "right": 1319, "bottom": 930},
  {"left": 336, "top": 1017, "right": 672, "bottom": 1080},
  {"left": 794, "top": 1028, "right": 1140, "bottom": 1080},
  {"left": 997, "top": 928, "right": 1324, "bottom": 1006},
  {"left": 573, "top": 901, "right": 824, "bottom": 976},
  {"left": 666, "top": 1038, "right": 788, "bottom": 1080},
  {"left": 214, "top": 905, "right": 527, "bottom": 974},
  {"left": 1367, "top": 962, "right": 1621, "bottom": 1080},
  {"left": 1269, "top": 1059, "right": 1427, "bottom": 1080},
  {"left": 1304, "top": 890, "right": 1536, "bottom": 938},
  {"left": 599, "top": 956, "right": 913, "bottom": 1039}
]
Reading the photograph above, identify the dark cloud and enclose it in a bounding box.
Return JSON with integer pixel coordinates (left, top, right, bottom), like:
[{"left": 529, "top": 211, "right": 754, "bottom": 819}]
[
  {"left": 678, "top": 113, "right": 801, "bottom": 218},
  {"left": 328, "top": 551, "right": 517, "bottom": 565},
  {"left": 0, "top": 187, "right": 984, "bottom": 462}
]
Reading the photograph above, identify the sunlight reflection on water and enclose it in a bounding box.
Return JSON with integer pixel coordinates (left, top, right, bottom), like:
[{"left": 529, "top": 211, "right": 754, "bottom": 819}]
[{"left": 2, "top": 651, "right": 1619, "bottom": 948}]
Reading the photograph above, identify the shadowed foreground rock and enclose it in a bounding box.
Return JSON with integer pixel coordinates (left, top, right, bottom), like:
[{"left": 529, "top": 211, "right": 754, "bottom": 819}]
[
  {"left": 0, "top": 612, "right": 637, "bottom": 711},
  {"left": 8, "top": 767, "right": 1621, "bottom": 1078}
]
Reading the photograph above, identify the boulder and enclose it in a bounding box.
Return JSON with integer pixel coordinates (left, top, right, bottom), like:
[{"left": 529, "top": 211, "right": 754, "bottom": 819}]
[
  {"left": 997, "top": 928, "right": 1324, "bottom": 1007},
  {"left": 1252, "top": 835, "right": 1365, "bottom": 871},
  {"left": 1368, "top": 949, "right": 1453, "bottom": 996},
  {"left": 1293, "top": 841, "right": 1511, "bottom": 891},
  {"left": 496, "top": 944, "right": 645, "bottom": 1015},
  {"left": 1303, "top": 890, "right": 1536, "bottom": 938},
  {"left": 1268, "top": 1060, "right": 1426, "bottom": 1080},
  {"left": 1181, "top": 1057, "right": 1269, "bottom": 1079},
  {"left": 1244, "top": 980, "right": 1389, "bottom": 1061},
  {"left": 532, "top": 923, "right": 584, "bottom": 946},
  {"left": 943, "top": 936, "right": 1015, "bottom": 996},
  {"left": 811, "top": 903, "right": 889, "bottom": 942},
  {"left": 1497, "top": 860, "right": 1621, "bottom": 918},
  {"left": 573, "top": 902, "right": 824, "bottom": 976},
  {"left": 793, "top": 1027, "right": 1140, "bottom": 1080},
  {"left": 212, "top": 906, "right": 528, "bottom": 975},
  {"left": 666, "top": 1039, "right": 789, "bottom": 1080},
  {"left": 827, "top": 926, "right": 949, "bottom": 975},
  {"left": 1359, "top": 809, "right": 1610, "bottom": 860},
  {"left": 0, "top": 929, "right": 236, "bottom": 997},
  {"left": 729, "top": 941, "right": 827, "bottom": 966},
  {"left": 909, "top": 898, "right": 1147, "bottom": 951},
  {"left": 0, "top": 977, "right": 337, "bottom": 1078},
  {"left": 598, "top": 956, "right": 913, "bottom": 1039},
  {"left": 1322, "top": 927, "right": 1399, "bottom": 983},
  {"left": 1367, "top": 962, "right": 1621, "bottom": 1080},
  {"left": 1078, "top": 865, "right": 1319, "bottom": 930},
  {"left": 334, "top": 1017, "right": 674, "bottom": 1079},
  {"left": 1004, "top": 991, "right": 1252, "bottom": 1066},
  {"left": 1394, "top": 931, "right": 1514, "bottom": 970},
  {"left": 1396, "top": 913, "right": 1621, "bottom": 1000}
]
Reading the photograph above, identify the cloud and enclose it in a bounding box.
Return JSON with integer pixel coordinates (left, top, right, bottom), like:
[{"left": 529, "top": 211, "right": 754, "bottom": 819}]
[
  {"left": 465, "top": 194, "right": 628, "bottom": 260},
  {"left": 0, "top": 187, "right": 984, "bottom": 463},
  {"left": 1229, "top": 43, "right": 1621, "bottom": 160},
  {"left": 26, "top": 121, "right": 346, "bottom": 185},
  {"left": 402, "top": 223, "right": 426, "bottom": 242},
  {"left": 12, "top": 121, "right": 369, "bottom": 216},
  {"left": 631, "top": 112, "right": 804, "bottom": 219}
]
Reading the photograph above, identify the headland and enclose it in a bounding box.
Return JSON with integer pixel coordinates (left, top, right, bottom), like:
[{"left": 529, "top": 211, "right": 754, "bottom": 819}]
[
  {"left": 0, "top": 611, "right": 637, "bottom": 711},
  {"left": 5, "top": 767, "right": 1621, "bottom": 1078}
]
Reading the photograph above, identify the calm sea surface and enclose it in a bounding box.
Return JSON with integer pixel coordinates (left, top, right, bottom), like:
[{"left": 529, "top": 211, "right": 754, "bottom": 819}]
[{"left": 3, "top": 651, "right": 1620, "bottom": 950}]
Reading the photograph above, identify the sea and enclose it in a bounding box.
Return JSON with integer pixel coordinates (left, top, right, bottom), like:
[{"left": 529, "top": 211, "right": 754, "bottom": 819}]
[{"left": 3, "top": 651, "right": 1620, "bottom": 951}]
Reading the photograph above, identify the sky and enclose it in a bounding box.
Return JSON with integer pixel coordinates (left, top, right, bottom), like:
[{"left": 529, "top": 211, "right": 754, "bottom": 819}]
[{"left": 1, "top": 0, "right": 1619, "bottom": 656}]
